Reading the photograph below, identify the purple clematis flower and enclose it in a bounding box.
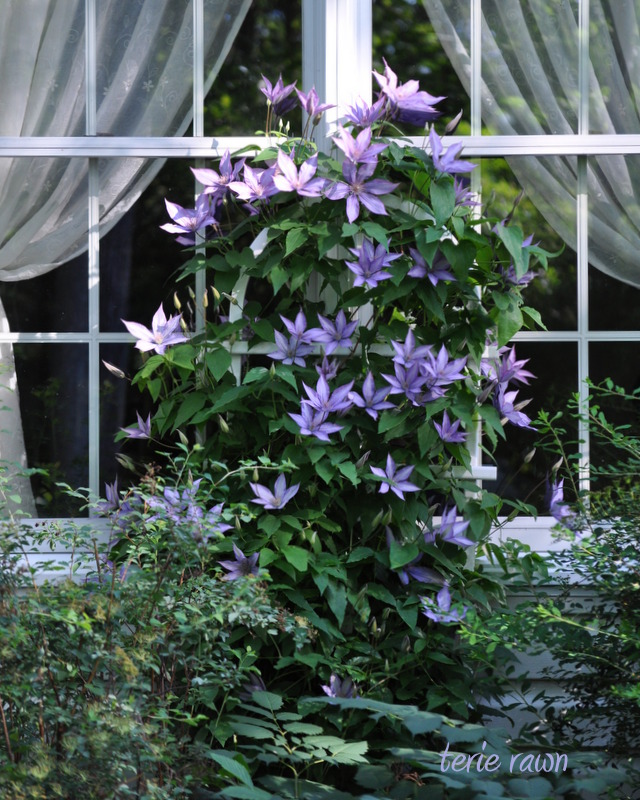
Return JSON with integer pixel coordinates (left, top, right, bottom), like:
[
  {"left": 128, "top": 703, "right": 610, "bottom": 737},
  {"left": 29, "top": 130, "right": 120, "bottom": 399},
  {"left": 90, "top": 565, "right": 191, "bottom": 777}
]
[
  {"left": 344, "top": 96, "right": 387, "bottom": 127},
  {"left": 345, "top": 237, "right": 401, "bottom": 288},
  {"left": 453, "top": 177, "right": 479, "bottom": 209},
  {"left": 494, "top": 386, "right": 535, "bottom": 429},
  {"left": 421, "top": 584, "right": 467, "bottom": 624},
  {"left": 315, "top": 356, "right": 340, "bottom": 381},
  {"left": 296, "top": 86, "right": 334, "bottom": 123},
  {"left": 191, "top": 151, "right": 245, "bottom": 204},
  {"left": 288, "top": 404, "right": 343, "bottom": 442},
  {"left": 268, "top": 330, "right": 314, "bottom": 367},
  {"left": 159, "top": 195, "right": 217, "bottom": 245},
  {"left": 407, "top": 247, "right": 455, "bottom": 285},
  {"left": 545, "top": 477, "right": 576, "bottom": 525},
  {"left": 391, "top": 329, "right": 433, "bottom": 368},
  {"left": 349, "top": 371, "right": 395, "bottom": 420},
  {"left": 322, "top": 674, "right": 357, "bottom": 699},
  {"left": 424, "top": 507, "right": 474, "bottom": 548},
  {"left": 120, "top": 411, "right": 151, "bottom": 440},
  {"left": 385, "top": 527, "right": 443, "bottom": 586},
  {"left": 332, "top": 124, "right": 388, "bottom": 165},
  {"left": 307, "top": 310, "right": 358, "bottom": 355},
  {"left": 250, "top": 473, "right": 300, "bottom": 510},
  {"left": 122, "top": 303, "right": 188, "bottom": 355},
  {"left": 273, "top": 150, "right": 327, "bottom": 197},
  {"left": 434, "top": 410, "right": 467, "bottom": 444},
  {"left": 302, "top": 374, "right": 354, "bottom": 414},
  {"left": 280, "top": 309, "right": 316, "bottom": 344},
  {"left": 482, "top": 345, "right": 535, "bottom": 388},
  {"left": 428, "top": 128, "right": 476, "bottom": 175},
  {"left": 260, "top": 74, "right": 298, "bottom": 116},
  {"left": 370, "top": 454, "right": 420, "bottom": 500},
  {"left": 382, "top": 362, "right": 428, "bottom": 405},
  {"left": 228, "top": 165, "right": 278, "bottom": 205},
  {"left": 373, "top": 59, "right": 445, "bottom": 126},
  {"left": 219, "top": 543, "right": 260, "bottom": 580},
  {"left": 420, "top": 345, "right": 467, "bottom": 396},
  {"left": 326, "top": 161, "right": 398, "bottom": 223}
]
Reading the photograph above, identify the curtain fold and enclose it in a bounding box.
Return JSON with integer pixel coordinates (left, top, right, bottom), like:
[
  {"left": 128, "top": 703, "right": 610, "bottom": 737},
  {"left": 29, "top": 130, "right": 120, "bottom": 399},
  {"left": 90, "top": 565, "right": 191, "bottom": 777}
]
[
  {"left": 0, "top": 0, "right": 251, "bottom": 514},
  {"left": 423, "top": 0, "right": 640, "bottom": 289}
]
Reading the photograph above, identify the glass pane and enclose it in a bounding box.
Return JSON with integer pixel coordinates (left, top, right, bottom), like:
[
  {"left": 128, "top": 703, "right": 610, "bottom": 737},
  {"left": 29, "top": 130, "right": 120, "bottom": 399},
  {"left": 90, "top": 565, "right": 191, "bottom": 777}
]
[
  {"left": 589, "top": 342, "right": 640, "bottom": 488},
  {"left": 205, "top": 0, "right": 302, "bottom": 136},
  {"left": 0, "top": 256, "right": 88, "bottom": 333},
  {"left": 482, "top": 157, "right": 577, "bottom": 331},
  {"left": 100, "top": 159, "right": 195, "bottom": 332},
  {"left": 589, "top": 2, "right": 640, "bottom": 135},
  {"left": 0, "top": 2, "right": 85, "bottom": 137},
  {"left": 588, "top": 155, "right": 640, "bottom": 299},
  {"left": 589, "top": 266, "right": 640, "bottom": 331},
  {"left": 13, "top": 344, "right": 88, "bottom": 517},
  {"left": 482, "top": 0, "right": 580, "bottom": 134},
  {"left": 483, "top": 341, "right": 578, "bottom": 509},
  {"left": 374, "top": 0, "right": 470, "bottom": 128}
]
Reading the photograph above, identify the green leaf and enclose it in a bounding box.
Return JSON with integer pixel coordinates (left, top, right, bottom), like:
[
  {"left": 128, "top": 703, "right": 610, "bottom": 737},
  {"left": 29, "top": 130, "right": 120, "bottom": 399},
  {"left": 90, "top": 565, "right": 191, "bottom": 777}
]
[
  {"left": 362, "top": 221, "right": 390, "bottom": 245},
  {"left": 219, "top": 787, "right": 272, "bottom": 800},
  {"left": 206, "top": 348, "right": 232, "bottom": 381},
  {"left": 173, "top": 392, "right": 207, "bottom": 429},
  {"left": 282, "top": 545, "right": 309, "bottom": 572},
  {"left": 315, "top": 459, "right": 335, "bottom": 485},
  {"left": 326, "top": 581, "right": 347, "bottom": 627},
  {"left": 251, "top": 690, "right": 283, "bottom": 712},
  {"left": 269, "top": 265, "right": 289, "bottom": 294},
  {"left": 337, "top": 461, "right": 359, "bottom": 485},
  {"left": 389, "top": 540, "right": 419, "bottom": 569},
  {"left": 243, "top": 367, "right": 269, "bottom": 385},
  {"left": 205, "top": 751, "right": 253, "bottom": 787},
  {"left": 229, "top": 722, "right": 274, "bottom": 740},
  {"left": 496, "top": 303, "right": 524, "bottom": 346},
  {"left": 326, "top": 739, "right": 369, "bottom": 764},
  {"left": 285, "top": 227, "right": 309, "bottom": 256},
  {"left": 430, "top": 179, "right": 455, "bottom": 226}
]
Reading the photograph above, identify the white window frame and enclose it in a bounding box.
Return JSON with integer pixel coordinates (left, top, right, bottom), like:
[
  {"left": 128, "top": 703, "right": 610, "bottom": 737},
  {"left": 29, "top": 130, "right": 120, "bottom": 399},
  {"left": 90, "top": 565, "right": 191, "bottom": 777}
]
[{"left": 3, "top": 0, "right": 636, "bottom": 553}]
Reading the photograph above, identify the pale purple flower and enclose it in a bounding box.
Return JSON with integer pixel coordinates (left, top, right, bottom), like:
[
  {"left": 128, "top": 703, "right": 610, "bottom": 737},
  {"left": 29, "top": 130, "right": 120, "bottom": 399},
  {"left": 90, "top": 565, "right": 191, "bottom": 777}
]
[
  {"left": 302, "top": 374, "right": 354, "bottom": 414},
  {"left": 421, "top": 584, "right": 467, "bottom": 624},
  {"left": 429, "top": 128, "right": 476, "bottom": 175},
  {"left": 191, "top": 151, "right": 245, "bottom": 204},
  {"left": 370, "top": 454, "right": 420, "bottom": 500},
  {"left": 345, "top": 237, "right": 401, "bottom": 288},
  {"left": 280, "top": 309, "right": 316, "bottom": 344},
  {"left": 391, "top": 329, "right": 433, "bottom": 368},
  {"left": 344, "top": 96, "right": 387, "bottom": 127},
  {"left": 545, "top": 477, "right": 575, "bottom": 525},
  {"left": 482, "top": 346, "right": 535, "bottom": 388},
  {"left": 120, "top": 411, "right": 151, "bottom": 440},
  {"left": 434, "top": 411, "right": 467, "bottom": 444},
  {"left": 373, "top": 59, "right": 444, "bottom": 126},
  {"left": 316, "top": 356, "right": 340, "bottom": 381},
  {"left": 121, "top": 304, "right": 188, "bottom": 355},
  {"left": 260, "top": 74, "right": 298, "bottom": 116},
  {"left": 307, "top": 310, "right": 358, "bottom": 355},
  {"left": 425, "top": 507, "right": 474, "bottom": 548},
  {"left": 296, "top": 86, "right": 334, "bottom": 122},
  {"left": 288, "top": 404, "right": 343, "bottom": 442},
  {"left": 273, "top": 150, "right": 327, "bottom": 197},
  {"left": 420, "top": 346, "right": 467, "bottom": 394},
  {"left": 348, "top": 371, "right": 395, "bottom": 420},
  {"left": 219, "top": 543, "right": 260, "bottom": 580},
  {"left": 494, "top": 386, "right": 535, "bottom": 429},
  {"left": 322, "top": 674, "right": 356, "bottom": 699},
  {"left": 453, "top": 177, "right": 479, "bottom": 209},
  {"left": 159, "top": 195, "right": 216, "bottom": 245},
  {"left": 250, "top": 473, "right": 300, "bottom": 510},
  {"left": 382, "top": 362, "right": 428, "bottom": 405},
  {"left": 228, "top": 165, "right": 278, "bottom": 204},
  {"left": 407, "top": 247, "right": 455, "bottom": 285},
  {"left": 268, "top": 330, "right": 314, "bottom": 367},
  {"left": 332, "top": 125, "right": 388, "bottom": 165},
  {"left": 326, "top": 161, "right": 398, "bottom": 223}
]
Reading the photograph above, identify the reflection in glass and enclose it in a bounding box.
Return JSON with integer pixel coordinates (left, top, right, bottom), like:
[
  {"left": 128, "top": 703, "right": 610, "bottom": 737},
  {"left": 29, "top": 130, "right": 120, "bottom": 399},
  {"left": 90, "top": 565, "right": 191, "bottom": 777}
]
[
  {"left": 483, "top": 341, "right": 578, "bottom": 509},
  {"left": 589, "top": 266, "right": 640, "bottom": 331},
  {"left": 482, "top": 158, "right": 577, "bottom": 331},
  {"left": 14, "top": 344, "right": 88, "bottom": 517}
]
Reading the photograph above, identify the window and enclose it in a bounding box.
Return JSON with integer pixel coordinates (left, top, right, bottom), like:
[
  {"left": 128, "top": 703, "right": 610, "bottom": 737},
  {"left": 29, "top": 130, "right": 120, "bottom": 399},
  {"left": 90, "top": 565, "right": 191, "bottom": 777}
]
[{"left": 3, "top": 0, "right": 638, "bottom": 546}]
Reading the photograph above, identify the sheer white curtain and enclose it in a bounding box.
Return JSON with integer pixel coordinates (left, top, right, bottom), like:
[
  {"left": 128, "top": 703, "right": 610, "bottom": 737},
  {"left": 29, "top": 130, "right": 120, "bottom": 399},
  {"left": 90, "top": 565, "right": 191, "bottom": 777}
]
[
  {"left": 0, "top": 0, "right": 251, "bottom": 514},
  {"left": 423, "top": 0, "right": 640, "bottom": 287}
]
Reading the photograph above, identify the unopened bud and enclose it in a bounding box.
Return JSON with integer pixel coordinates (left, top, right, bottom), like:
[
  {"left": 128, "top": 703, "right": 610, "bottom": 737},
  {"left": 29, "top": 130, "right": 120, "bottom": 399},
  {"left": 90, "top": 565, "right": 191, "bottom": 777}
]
[
  {"left": 371, "top": 509, "right": 384, "bottom": 529},
  {"left": 269, "top": 362, "right": 276, "bottom": 378},
  {"left": 524, "top": 447, "right": 536, "bottom": 464},
  {"left": 370, "top": 617, "right": 378, "bottom": 636},
  {"left": 188, "top": 286, "right": 196, "bottom": 301},
  {"left": 180, "top": 317, "right": 188, "bottom": 333},
  {"left": 115, "top": 453, "right": 136, "bottom": 472},
  {"left": 355, "top": 450, "right": 371, "bottom": 469},
  {"left": 308, "top": 483, "right": 316, "bottom": 498},
  {"left": 178, "top": 430, "right": 189, "bottom": 446},
  {"left": 444, "top": 109, "right": 464, "bottom": 135},
  {"left": 552, "top": 457, "right": 563, "bottom": 472},
  {"left": 402, "top": 635, "right": 412, "bottom": 653},
  {"left": 173, "top": 292, "right": 182, "bottom": 311},
  {"left": 218, "top": 415, "right": 230, "bottom": 434},
  {"left": 202, "top": 290, "right": 209, "bottom": 309},
  {"left": 102, "top": 360, "right": 126, "bottom": 380},
  {"left": 211, "top": 286, "right": 221, "bottom": 303},
  {"left": 252, "top": 468, "right": 260, "bottom": 483},
  {"left": 235, "top": 516, "right": 242, "bottom": 531}
]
